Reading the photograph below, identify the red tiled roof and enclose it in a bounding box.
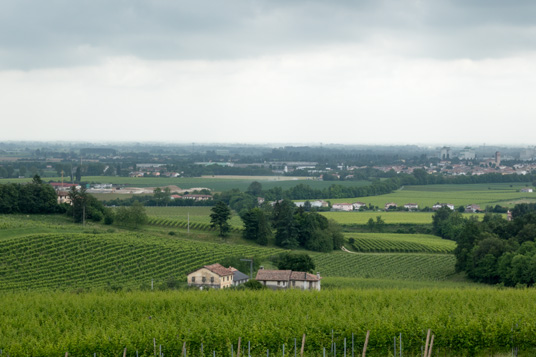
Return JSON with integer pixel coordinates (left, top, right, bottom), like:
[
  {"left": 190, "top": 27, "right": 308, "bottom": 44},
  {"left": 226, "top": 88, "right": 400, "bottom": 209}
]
[
  {"left": 290, "top": 271, "right": 321, "bottom": 281},
  {"left": 256, "top": 269, "right": 320, "bottom": 281},
  {"left": 204, "top": 263, "right": 233, "bottom": 277},
  {"left": 255, "top": 269, "right": 292, "bottom": 281}
]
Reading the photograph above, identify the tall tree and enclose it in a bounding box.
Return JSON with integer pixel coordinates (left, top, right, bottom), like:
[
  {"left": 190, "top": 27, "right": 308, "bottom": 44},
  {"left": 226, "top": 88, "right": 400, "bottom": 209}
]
[
  {"left": 272, "top": 199, "right": 298, "bottom": 248},
  {"left": 210, "top": 201, "right": 232, "bottom": 237},
  {"left": 241, "top": 207, "right": 272, "bottom": 245}
]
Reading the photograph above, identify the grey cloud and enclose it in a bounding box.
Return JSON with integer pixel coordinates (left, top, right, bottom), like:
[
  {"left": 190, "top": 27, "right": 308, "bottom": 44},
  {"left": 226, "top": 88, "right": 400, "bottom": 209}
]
[{"left": 1, "top": 0, "right": 535, "bottom": 69}]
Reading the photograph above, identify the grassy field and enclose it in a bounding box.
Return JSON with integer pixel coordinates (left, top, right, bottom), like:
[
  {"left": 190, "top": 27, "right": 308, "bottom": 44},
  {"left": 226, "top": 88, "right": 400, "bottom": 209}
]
[
  {"left": 327, "top": 183, "right": 536, "bottom": 208},
  {"left": 320, "top": 211, "right": 493, "bottom": 224},
  {"left": 345, "top": 232, "right": 456, "bottom": 253}
]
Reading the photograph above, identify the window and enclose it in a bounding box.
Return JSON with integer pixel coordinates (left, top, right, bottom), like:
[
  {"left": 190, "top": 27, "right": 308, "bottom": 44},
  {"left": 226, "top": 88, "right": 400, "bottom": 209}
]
[
  {"left": 202, "top": 277, "right": 206, "bottom": 283},
  {"left": 191, "top": 277, "right": 195, "bottom": 283},
  {"left": 211, "top": 277, "right": 214, "bottom": 283}
]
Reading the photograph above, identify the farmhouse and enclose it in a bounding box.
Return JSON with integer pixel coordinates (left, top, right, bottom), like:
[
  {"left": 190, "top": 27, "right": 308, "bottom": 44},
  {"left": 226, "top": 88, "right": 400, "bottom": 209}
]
[
  {"left": 352, "top": 202, "right": 367, "bottom": 210},
  {"left": 332, "top": 203, "right": 353, "bottom": 212},
  {"left": 521, "top": 188, "right": 534, "bottom": 193},
  {"left": 404, "top": 203, "right": 419, "bottom": 211},
  {"left": 255, "top": 268, "right": 321, "bottom": 291},
  {"left": 384, "top": 202, "right": 397, "bottom": 210},
  {"left": 187, "top": 263, "right": 234, "bottom": 289},
  {"left": 465, "top": 204, "right": 481, "bottom": 213},
  {"left": 433, "top": 203, "right": 455, "bottom": 211}
]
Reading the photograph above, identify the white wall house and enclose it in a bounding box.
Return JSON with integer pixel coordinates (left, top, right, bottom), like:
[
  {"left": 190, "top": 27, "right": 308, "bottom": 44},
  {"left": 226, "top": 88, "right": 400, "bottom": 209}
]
[{"left": 255, "top": 269, "right": 321, "bottom": 291}]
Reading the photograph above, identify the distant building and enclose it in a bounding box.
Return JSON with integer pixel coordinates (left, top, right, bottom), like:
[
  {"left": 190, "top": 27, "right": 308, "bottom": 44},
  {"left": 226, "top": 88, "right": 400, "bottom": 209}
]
[
  {"left": 439, "top": 147, "right": 452, "bottom": 160},
  {"left": 459, "top": 147, "right": 476, "bottom": 160},
  {"left": 433, "top": 203, "right": 455, "bottom": 211},
  {"left": 384, "top": 202, "right": 397, "bottom": 210},
  {"left": 495, "top": 151, "right": 501, "bottom": 166},
  {"left": 332, "top": 203, "right": 353, "bottom": 212},
  {"left": 404, "top": 203, "right": 419, "bottom": 211},
  {"left": 182, "top": 194, "right": 213, "bottom": 201},
  {"left": 465, "top": 204, "right": 481, "bottom": 213},
  {"left": 187, "top": 263, "right": 234, "bottom": 289},
  {"left": 255, "top": 268, "right": 321, "bottom": 291},
  {"left": 352, "top": 202, "right": 367, "bottom": 210},
  {"left": 521, "top": 188, "right": 533, "bottom": 193}
]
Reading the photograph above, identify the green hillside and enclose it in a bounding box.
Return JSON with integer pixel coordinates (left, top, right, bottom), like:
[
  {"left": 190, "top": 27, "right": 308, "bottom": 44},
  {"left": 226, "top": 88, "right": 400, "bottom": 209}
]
[
  {"left": 0, "top": 233, "right": 283, "bottom": 291},
  {"left": 345, "top": 233, "right": 456, "bottom": 253}
]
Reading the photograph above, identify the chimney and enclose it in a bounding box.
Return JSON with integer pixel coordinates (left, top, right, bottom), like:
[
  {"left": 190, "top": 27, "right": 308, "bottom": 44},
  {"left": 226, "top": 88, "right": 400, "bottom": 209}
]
[
  {"left": 260, "top": 266, "right": 264, "bottom": 270},
  {"left": 316, "top": 272, "right": 321, "bottom": 279}
]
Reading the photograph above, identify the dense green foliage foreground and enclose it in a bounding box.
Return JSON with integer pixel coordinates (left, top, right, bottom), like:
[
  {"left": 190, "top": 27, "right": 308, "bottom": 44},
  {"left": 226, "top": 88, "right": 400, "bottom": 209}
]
[{"left": 1, "top": 288, "right": 535, "bottom": 356}]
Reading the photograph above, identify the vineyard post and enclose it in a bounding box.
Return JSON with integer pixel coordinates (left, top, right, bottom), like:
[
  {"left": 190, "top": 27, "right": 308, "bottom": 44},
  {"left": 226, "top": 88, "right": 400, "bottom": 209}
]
[
  {"left": 267, "top": 349, "right": 269, "bottom": 357},
  {"left": 151, "top": 279, "right": 154, "bottom": 290},
  {"left": 323, "top": 347, "right": 326, "bottom": 357},
  {"left": 394, "top": 336, "right": 396, "bottom": 357},
  {"left": 159, "top": 344, "right": 162, "bottom": 357},
  {"left": 283, "top": 343, "right": 285, "bottom": 357},
  {"left": 153, "top": 338, "right": 156, "bottom": 357},
  {"left": 213, "top": 351, "right": 216, "bottom": 357},
  {"left": 123, "top": 348, "right": 127, "bottom": 357},
  {"left": 65, "top": 353, "right": 68, "bottom": 357},
  {"left": 231, "top": 344, "right": 234, "bottom": 357},
  {"left": 352, "top": 333, "right": 354, "bottom": 357},
  {"left": 300, "top": 334, "right": 306, "bottom": 357},
  {"left": 188, "top": 212, "right": 190, "bottom": 234},
  {"left": 183, "top": 341, "right": 187, "bottom": 357},
  {"left": 427, "top": 335, "right": 434, "bottom": 357},
  {"left": 201, "top": 343, "right": 204, "bottom": 356},
  {"left": 294, "top": 338, "right": 297, "bottom": 357},
  {"left": 423, "top": 330, "right": 431, "bottom": 357},
  {"left": 362, "top": 331, "right": 370, "bottom": 357},
  {"left": 248, "top": 341, "right": 251, "bottom": 357},
  {"left": 344, "top": 337, "right": 346, "bottom": 357},
  {"left": 399, "top": 333, "right": 402, "bottom": 357},
  {"left": 137, "top": 351, "right": 139, "bottom": 357},
  {"left": 334, "top": 342, "right": 336, "bottom": 356},
  {"left": 237, "top": 337, "right": 241, "bottom": 357}
]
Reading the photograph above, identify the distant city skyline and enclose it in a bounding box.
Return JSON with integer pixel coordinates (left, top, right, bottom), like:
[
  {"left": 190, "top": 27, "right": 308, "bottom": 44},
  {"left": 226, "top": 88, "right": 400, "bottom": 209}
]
[{"left": 1, "top": 1, "right": 535, "bottom": 144}]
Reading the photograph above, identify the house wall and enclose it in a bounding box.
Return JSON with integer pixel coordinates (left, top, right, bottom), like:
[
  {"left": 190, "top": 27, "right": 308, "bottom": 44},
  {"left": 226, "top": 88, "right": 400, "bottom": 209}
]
[
  {"left": 187, "top": 268, "right": 233, "bottom": 289},
  {"left": 260, "top": 279, "right": 320, "bottom": 291},
  {"left": 260, "top": 280, "right": 289, "bottom": 290}
]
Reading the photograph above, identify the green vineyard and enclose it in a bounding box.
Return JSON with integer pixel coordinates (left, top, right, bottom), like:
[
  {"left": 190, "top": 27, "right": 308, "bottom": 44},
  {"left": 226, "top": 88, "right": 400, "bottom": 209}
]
[
  {"left": 0, "top": 233, "right": 283, "bottom": 291},
  {"left": 346, "top": 233, "right": 456, "bottom": 254},
  {"left": 147, "top": 216, "right": 243, "bottom": 233},
  {"left": 312, "top": 251, "right": 457, "bottom": 280}
]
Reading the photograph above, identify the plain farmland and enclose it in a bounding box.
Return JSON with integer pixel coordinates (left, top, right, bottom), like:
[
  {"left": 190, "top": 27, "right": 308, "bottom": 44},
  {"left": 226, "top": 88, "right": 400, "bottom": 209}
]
[{"left": 327, "top": 182, "right": 536, "bottom": 208}]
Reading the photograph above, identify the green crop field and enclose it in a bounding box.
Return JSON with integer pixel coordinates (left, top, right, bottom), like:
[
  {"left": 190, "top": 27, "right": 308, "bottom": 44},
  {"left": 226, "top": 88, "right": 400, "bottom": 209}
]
[
  {"left": 312, "top": 251, "right": 456, "bottom": 281},
  {"left": 321, "top": 211, "right": 492, "bottom": 224},
  {"left": 327, "top": 183, "right": 536, "bottom": 208},
  {"left": 0, "top": 233, "right": 284, "bottom": 291},
  {"left": 3, "top": 288, "right": 536, "bottom": 356},
  {"left": 146, "top": 206, "right": 244, "bottom": 228},
  {"left": 345, "top": 233, "right": 456, "bottom": 253}
]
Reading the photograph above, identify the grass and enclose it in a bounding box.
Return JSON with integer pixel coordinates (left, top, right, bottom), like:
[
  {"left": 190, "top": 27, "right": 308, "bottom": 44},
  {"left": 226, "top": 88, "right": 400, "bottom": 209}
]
[
  {"left": 327, "top": 183, "right": 535, "bottom": 208},
  {"left": 320, "top": 211, "right": 493, "bottom": 224}
]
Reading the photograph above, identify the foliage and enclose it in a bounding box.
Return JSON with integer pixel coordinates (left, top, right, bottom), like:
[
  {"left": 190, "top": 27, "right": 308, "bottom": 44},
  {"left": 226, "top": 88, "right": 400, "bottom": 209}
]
[
  {"left": 240, "top": 207, "right": 272, "bottom": 245},
  {"left": 347, "top": 233, "right": 456, "bottom": 254},
  {"left": 0, "top": 178, "right": 60, "bottom": 214},
  {"left": 5, "top": 288, "right": 536, "bottom": 356},
  {"left": 114, "top": 201, "right": 148, "bottom": 228},
  {"left": 276, "top": 252, "right": 316, "bottom": 273},
  {"left": 210, "top": 201, "right": 232, "bottom": 237}
]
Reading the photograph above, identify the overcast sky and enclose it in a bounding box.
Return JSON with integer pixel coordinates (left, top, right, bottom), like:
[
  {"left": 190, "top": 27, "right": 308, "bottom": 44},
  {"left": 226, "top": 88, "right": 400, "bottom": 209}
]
[{"left": 1, "top": 0, "right": 535, "bottom": 145}]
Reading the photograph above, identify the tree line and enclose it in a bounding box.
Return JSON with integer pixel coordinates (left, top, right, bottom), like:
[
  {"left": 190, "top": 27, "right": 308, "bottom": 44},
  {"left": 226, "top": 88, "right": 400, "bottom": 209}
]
[
  {"left": 433, "top": 204, "right": 536, "bottom": 286},
  {"left": 0, "top": 176, "right": 62, "bottom": 214}
]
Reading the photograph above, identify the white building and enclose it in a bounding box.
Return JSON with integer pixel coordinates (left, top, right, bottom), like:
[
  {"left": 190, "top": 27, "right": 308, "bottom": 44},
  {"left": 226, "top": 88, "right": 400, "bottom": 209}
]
[{"left": 255, "top": 269, "right": 321, "bottom": 291}]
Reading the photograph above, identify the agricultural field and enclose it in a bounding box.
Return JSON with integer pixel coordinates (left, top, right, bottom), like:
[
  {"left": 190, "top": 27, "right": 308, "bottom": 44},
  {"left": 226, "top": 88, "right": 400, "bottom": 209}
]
[
  {"left": 321, "top": 211, "right": 495, "bottom": 225},
  {"left": 345, "top": 233, "right": 456, "bottom": 253},
  {"left": 312, "top": 251, "right": 457, "bottom": 281},
  {"left": 327, "top": 183, "right": 536, "bottom": 209},
  {"left": 146, "top": 206, "right": 244, "bottom": 229},
  {"left": 2, "top": 288, "right": 536, "bottom": 356},
  {"left": 0, "top": 232, "right": 284, "bottom": 291}
]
